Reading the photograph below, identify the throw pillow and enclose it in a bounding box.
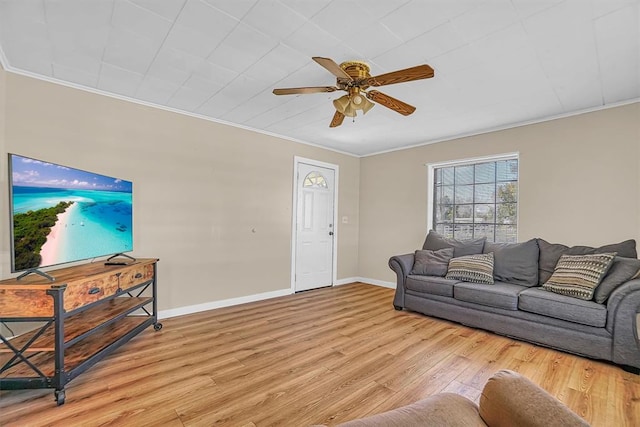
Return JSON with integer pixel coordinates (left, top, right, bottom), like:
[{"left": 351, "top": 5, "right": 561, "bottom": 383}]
[
  {"left": 445, "top": 253, "right": 494, "bottom": 285},
  {"left": 422, "top": 230, "right": 486, "bottom": 258},
  {"left": 411, "top": 248, "right": 454, "bottom": 277},
  {"left": 483, "top": 239, "right": 539, "bottom": 286},
  {"left": 593, "top": 257, "right": 640, "bottom": 303},
  {"left": 537, "top": 239, "right": 637, "bottom": 285},
  {"left": 543, "top": 253, "right": 616, "bottom": 300}
]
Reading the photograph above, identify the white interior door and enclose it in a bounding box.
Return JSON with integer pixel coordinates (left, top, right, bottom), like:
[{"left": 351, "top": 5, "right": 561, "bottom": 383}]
[{"left": 294, "top": 162, "right": 335, "bottom": 292}]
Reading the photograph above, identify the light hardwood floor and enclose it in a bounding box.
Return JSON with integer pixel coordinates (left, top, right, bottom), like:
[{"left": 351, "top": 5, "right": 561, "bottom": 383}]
[{"left": 1, "top": 283, "right": 639, "bottom": 426}]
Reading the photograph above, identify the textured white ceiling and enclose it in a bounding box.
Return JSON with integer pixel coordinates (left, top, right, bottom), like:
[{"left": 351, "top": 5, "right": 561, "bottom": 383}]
[{"left": 0, "top": 0, "right": 638, "bottom": 156}]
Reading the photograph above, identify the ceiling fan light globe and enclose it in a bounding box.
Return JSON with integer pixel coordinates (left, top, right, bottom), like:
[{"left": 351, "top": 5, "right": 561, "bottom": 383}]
[
  {"left": 352, "top": 94, "right": 363, "bottom": 105},
  {"left": 332, "top": 99, "right": 343, "bottom": 113},
  {"left": 333, "top": 95, "right": 350, "bottom": 114},
  {"left": 344, "top": 103, "right": 357, "bottom": 117},
  {"left": 361, "top": 98, "right": 375, "bottom": 114}
]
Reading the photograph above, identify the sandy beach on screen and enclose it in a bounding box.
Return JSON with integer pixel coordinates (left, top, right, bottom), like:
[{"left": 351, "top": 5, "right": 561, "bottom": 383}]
[{"left": 39, "top": 203, "right": 76, "bottom": 266}]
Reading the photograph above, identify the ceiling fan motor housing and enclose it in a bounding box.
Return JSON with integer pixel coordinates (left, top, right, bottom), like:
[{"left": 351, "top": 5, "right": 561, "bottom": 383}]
[{"left": 338, "top": 60, "right": 371, "bottom": 89}]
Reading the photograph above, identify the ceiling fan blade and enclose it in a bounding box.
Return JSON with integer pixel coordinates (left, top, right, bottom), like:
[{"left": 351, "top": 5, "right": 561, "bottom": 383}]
[
  {"left": 312, "top": 57, "right": 353, "bottom": 81},
  {"left": 366, "top": 90, "right": 416, "bottom": 116},
  {"left": 272, "top": 86, "right": 338, "bottom": 95},
  {"left": 363, "top": 64, "right": 434, "bottom": 87},
  {"left": 330, "top": 110, "right": 345, "bottom": 127}
]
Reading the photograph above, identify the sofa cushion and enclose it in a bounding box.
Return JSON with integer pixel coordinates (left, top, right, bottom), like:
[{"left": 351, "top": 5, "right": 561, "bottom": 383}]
[
  {"left": 484, "top": 239, "right": 539, "bottom": 286},
  {"left": 543, "top": 253, "right": 616, "bottom": 300},
  {"left": 594, "top": 256, "right": 640, "bottom": 304},
  {"left": 453, "top": 281, "right": 526, "bottom": 311},
  {"left": 406, "top": 275, "right": 459, "bottom": 298},
  {"left": 518, "top": 287, "right": 607, "bottom": 327},
  {"left": 411, "top": 248, "right": 454, "bottom": 276},
  {"left": 446, "top": 253, "right": 494, "bottom": 285},
  {"left": 537, "top": 238, "right": 637, "bottom": 285},
  {"left": 422, "top": 230, "right": 486, "bottom": 258}
]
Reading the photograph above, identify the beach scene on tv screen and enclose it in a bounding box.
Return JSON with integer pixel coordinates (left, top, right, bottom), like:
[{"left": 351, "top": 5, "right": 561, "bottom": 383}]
[{"left": 11, "top": 155, "right": 133, "bottom": 271}]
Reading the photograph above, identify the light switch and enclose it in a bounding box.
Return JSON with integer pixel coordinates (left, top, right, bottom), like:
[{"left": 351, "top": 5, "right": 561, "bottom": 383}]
[{"left": 342, "top": 216, "right": 348, "bottom": 224}]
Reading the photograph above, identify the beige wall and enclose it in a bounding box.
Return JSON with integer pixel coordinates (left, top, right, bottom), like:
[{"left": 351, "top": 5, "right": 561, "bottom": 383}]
[
  {"left": 0, "top": 71, "right": 359, "bottom": 311},
  {"left": 359, "top": 103, "right": 640, "bottom": 283}
]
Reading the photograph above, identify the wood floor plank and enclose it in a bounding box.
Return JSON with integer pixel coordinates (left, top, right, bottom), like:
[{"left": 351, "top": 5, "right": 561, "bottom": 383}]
[
  {"left": 1, "top": 283, "right": 638, "bottom": 426},
  {"left": 441, "top": 380, "right": 483, "bottom": 403}
]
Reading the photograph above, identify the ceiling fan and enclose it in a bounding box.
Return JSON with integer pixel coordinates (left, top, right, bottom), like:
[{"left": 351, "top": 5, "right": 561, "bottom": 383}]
[{"left": 272, "top": 57, "right": 434, "bottom": 127}]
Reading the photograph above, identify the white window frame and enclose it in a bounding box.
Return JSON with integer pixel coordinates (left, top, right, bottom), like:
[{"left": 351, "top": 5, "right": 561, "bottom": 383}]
[{"left": 426, "top": 152, "right": 520, "bottom": 242}]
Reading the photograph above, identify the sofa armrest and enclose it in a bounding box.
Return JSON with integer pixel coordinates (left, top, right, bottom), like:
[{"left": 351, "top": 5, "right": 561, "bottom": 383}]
[
  {"left": 479, "top": 370, "right": 589, "bottom": 427},
  {"left": 326, "top": 393, "right": 483, "bottom": 426},
  {"left": 606, "top": 278, "right": 640, "bottom": 369},
  {"left": 388, "top": 253, "right": 414, "bottom": 309}
]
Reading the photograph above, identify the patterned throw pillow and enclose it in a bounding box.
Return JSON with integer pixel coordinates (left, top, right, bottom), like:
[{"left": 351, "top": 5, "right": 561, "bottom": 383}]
[
  {"left": 445, "top": 253, "right": 494, "bottom": 285},
  {"left": 543, "top": 253, "right": 616, "bottom": 300}
]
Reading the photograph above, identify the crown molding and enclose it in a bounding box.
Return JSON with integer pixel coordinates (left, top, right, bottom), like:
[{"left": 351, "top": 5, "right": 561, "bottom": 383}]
[
  {"left": 363, "top": 98, "right": 640, "bottom": 157},
  {"left": 1, "top": 56, "right": 637, "bottom": 160},
  {"left": 0, "top": 63, "right": 359, "bottom": 158}
]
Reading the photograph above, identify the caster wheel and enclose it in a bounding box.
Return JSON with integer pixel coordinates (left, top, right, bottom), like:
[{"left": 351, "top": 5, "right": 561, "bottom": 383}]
[
  {"left": 154, "top": 323, "right": 163, "bottom": 331},
  {"left": 394, "top": 305, "right": 403, "bottom": 311},
  {"left": 55, "top": 389, "right": 66, "bottom": 406}
]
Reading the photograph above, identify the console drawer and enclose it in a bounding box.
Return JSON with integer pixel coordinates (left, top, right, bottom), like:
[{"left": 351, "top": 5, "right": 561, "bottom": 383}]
[
  {"left": 119, "top": 263, "right": 154, "bottom": 291},
  {"left": 63, "top": 274, "right": 120, "bottom": 312}
]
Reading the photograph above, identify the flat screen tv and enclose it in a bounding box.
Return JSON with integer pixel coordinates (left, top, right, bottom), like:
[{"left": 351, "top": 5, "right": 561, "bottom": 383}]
[{"left": 9, "top": 154, "right": 133, "bottom": 275}]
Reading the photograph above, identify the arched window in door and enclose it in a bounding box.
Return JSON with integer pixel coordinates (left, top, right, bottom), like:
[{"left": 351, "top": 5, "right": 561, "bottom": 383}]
[{"left": 303, "top": 171, "right": 328, "bottom": 189}]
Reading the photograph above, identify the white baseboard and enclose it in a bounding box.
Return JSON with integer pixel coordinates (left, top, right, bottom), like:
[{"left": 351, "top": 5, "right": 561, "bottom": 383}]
[
  {"left": 159, "top": 278, "right": 396, "bottom": 319},
  {"left": 158, "top": 288, "right": 291, "bottom": 319},
  {"left": 355, "top": 277, "right": 396, "bottom": 289},
  {"left": 334, "top": 277, "right": 359, "bottom": 286},
  {"left": 334, "top": 277, "right": 396, "bottom": 289}
]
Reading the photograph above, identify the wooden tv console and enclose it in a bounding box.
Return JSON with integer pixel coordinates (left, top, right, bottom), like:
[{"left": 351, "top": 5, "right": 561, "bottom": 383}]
[{"left": 0, "top": 258, "right": 161, "bottom": 405}]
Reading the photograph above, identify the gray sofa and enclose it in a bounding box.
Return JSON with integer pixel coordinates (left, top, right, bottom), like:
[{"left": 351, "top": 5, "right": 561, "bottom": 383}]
[{"left": 389, "top": 231, "right": 640, "bottom": 373}]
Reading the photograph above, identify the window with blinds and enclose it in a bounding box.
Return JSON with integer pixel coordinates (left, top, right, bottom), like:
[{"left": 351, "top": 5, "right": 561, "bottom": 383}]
[{"left": 431, "top": 156, "right": 518, "bottom": 243}]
